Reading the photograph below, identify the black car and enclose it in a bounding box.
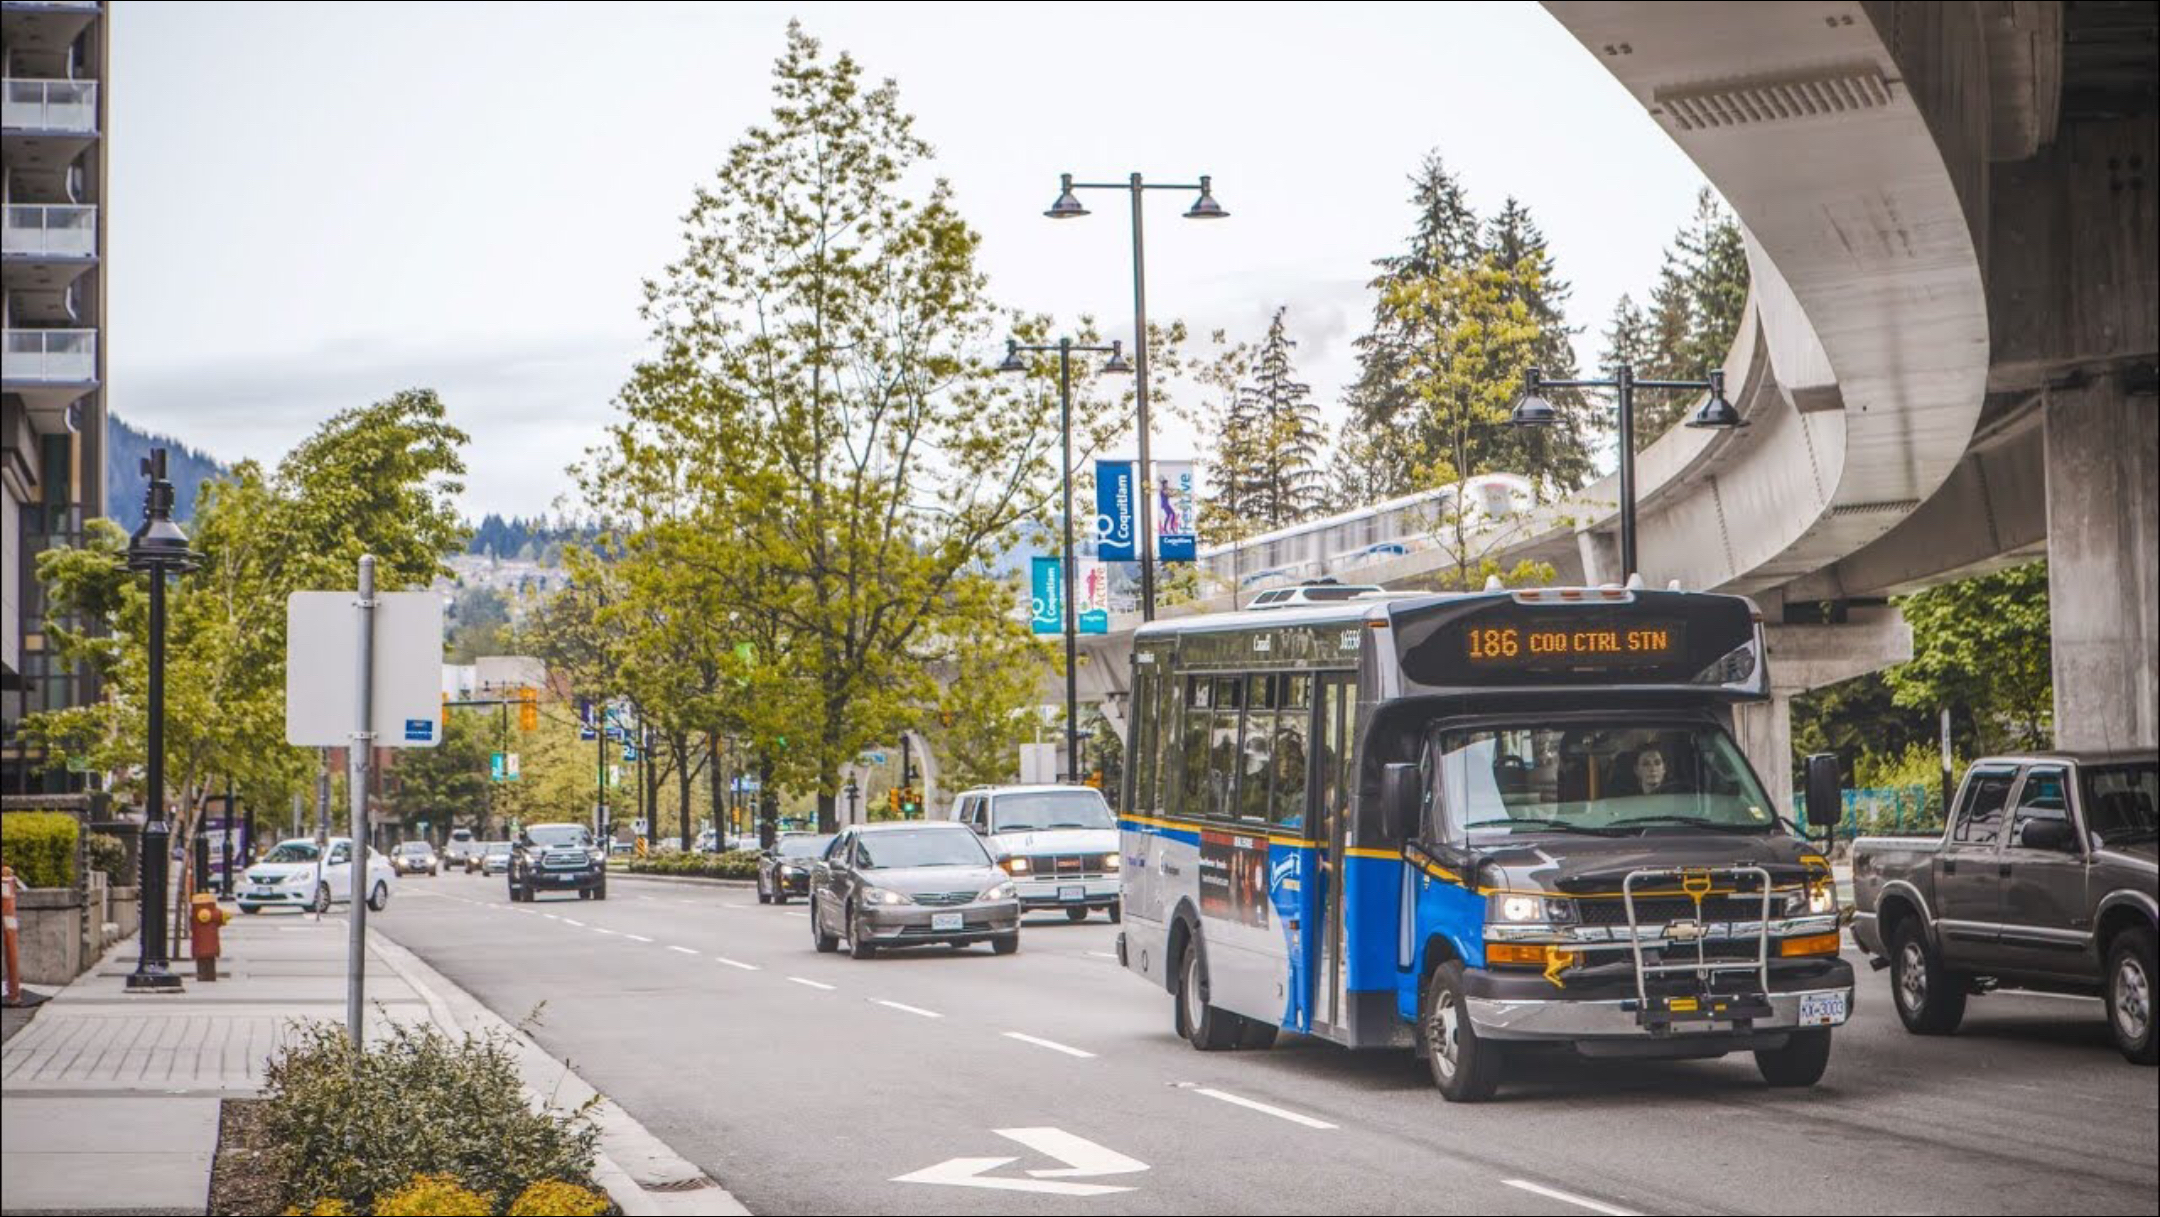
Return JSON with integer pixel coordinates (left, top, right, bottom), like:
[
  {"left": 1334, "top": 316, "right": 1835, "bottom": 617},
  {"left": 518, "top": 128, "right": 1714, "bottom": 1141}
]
[
  {"left": 509, "top": 823, "right": 607, "bottom": 902},
  {"left": 756, "top": 832, "right": 832, "bottom": 905}
]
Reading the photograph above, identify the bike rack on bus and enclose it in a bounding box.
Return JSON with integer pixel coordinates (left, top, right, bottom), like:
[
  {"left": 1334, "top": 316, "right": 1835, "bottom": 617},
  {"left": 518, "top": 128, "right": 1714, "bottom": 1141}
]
[{"left": 1621, "top": 865, "right": 1776, "bottom": 1029}]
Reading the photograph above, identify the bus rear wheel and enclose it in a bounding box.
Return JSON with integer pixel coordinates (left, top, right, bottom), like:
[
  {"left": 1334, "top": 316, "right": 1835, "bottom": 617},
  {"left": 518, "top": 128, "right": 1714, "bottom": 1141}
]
[
  {"left": 1176, "top": 938, "right": 1243, "bottom": 1051},
  {"left": 1422, "top": 961, "right": 1502, "bottom": 1102}
]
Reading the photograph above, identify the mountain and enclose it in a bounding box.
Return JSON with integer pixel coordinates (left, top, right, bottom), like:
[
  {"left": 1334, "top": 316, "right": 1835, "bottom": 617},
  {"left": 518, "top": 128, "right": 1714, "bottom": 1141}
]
[{"left": 104, "top": 414, "right": 229, "bottom": 529}]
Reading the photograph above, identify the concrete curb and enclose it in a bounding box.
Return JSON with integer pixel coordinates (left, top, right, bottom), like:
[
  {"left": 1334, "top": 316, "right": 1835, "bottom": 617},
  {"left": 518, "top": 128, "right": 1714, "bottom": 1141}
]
[
  {"left": 606, "top": 870, "right": 758, "bottom": 890},
  {"left": 368, "top": 929, "right": 749, "bottom": 1216}
]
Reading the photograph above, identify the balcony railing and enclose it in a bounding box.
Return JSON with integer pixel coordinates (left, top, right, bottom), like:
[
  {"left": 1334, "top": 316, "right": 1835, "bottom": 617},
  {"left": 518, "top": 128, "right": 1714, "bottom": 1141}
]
[
  {"left": 3, "top": 328, "right": 96, "bottom": 383},
  {"left": 2, "top": 79, "right": 99, "bottom": 135},
  {"left": 2, "top": 204, "right": 96, "bottom": 259}
]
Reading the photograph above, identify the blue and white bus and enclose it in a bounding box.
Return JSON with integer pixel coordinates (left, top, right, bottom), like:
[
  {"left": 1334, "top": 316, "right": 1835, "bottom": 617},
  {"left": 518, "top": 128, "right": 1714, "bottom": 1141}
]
[{"left": 1114, "top": 584, "right": 1851, "bottom": 1101}]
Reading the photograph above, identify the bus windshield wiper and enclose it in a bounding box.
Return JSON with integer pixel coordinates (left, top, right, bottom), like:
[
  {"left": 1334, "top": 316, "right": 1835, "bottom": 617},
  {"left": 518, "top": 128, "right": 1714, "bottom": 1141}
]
[
  {"left": 1474, "top": 818, "right": 1628, "bottom": 837},
  {"left": 1609, "top": 815, "right": 1772, "bottom": 834}
]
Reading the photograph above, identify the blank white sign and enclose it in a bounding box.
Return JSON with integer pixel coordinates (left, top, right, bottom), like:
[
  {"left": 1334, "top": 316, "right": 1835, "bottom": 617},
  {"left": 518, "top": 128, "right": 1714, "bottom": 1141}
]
[{"left": 286, "top": 591, "right": 445, "bottom": 748}]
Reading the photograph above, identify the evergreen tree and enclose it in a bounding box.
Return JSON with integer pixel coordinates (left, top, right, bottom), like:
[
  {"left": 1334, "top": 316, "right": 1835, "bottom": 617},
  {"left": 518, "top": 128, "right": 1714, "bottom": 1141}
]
[
  {"left": 1483, "top": 197, "right": 1600, "bottom": 490},
  {"left": 1633, "top": 188, "right": 1749, "bottom": 447},
  {"left": 1242, "top": 308, "right": 1327, "bottom": 530}
]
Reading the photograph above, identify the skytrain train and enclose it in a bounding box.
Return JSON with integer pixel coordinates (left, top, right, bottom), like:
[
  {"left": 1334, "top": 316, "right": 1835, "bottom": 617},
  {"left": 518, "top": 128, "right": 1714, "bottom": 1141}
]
[{"left": 1197, "top": 473, "right": 1535, "bottom": 591}]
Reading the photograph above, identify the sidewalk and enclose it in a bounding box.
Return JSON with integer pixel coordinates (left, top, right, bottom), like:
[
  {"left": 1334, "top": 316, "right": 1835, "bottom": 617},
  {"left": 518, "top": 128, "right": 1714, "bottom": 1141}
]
[
  {"left": 0, "top": 910, "right": 735, "bottom": 1216},
  {"left": 1, "top": 913, "right": 431, "bottom": 1215}
]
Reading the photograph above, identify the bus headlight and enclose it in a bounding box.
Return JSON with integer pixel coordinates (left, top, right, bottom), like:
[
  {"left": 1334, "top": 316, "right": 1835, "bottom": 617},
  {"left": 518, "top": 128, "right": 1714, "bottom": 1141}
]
[
  {"left": 1808, "top": 879, "right": 1836, "bottom": 915},
  {"left": 1490, "top": 893, "right": 1574, "bottom": 924}
]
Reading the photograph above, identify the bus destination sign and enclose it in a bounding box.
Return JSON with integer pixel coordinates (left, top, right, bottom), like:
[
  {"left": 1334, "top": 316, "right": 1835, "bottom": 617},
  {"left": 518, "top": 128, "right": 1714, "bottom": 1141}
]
[{"left": 1465, "top": 620, "right": 1686, "bottom": 668}]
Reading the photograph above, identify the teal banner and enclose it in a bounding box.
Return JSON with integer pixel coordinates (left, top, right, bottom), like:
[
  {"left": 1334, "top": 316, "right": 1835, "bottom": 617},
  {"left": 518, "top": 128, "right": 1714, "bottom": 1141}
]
[{"left": 1030, "top": 556, "right": 1063, "bottom": 635}]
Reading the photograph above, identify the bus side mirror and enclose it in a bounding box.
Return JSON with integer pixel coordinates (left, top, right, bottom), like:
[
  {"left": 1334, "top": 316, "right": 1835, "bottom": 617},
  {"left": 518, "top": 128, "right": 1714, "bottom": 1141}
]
[
  {"left": 1803, "top": 753, "right": 1842, "bottom": 831},
  {"left": 1380, "top": 763, "right": 1419, "bottom": 841}
]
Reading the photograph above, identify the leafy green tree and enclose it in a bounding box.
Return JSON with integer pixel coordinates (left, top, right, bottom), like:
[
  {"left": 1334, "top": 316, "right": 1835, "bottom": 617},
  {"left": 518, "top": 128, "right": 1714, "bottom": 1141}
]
[
  {"left": 1484, "top": 198, "right": 1600, "bottom": 490},
  {"left": 387, "top": 708, "right": 493, "bottom": 839},
  {"left": 1885, "top": 562, "right": 2054, "bottom": 753},
  {"left": 1625, "top": 188, "right": 1750, "bottom": 447},
  {"left": 446, "top": 587, "right": 512, "bottom": 664}
]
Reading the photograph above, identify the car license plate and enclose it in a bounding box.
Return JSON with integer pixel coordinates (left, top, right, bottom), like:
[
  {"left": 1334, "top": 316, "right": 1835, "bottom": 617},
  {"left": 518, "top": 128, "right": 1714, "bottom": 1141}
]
[
  {"left": 1060, "top": 885, "right": 1085, "bottom": 902},
  {"left": 1798, "top": 992, "right": 1847, "bottom": 1026},
  {"left": 931, "top": 912, "right": 963, "bottom": 932}
]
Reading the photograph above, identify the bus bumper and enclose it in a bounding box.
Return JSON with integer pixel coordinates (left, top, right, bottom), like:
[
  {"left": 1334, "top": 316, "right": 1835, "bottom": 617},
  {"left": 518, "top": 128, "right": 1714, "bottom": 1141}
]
[{"left": 1460, "top": 959, "right": 1854, "bottom": 1051}]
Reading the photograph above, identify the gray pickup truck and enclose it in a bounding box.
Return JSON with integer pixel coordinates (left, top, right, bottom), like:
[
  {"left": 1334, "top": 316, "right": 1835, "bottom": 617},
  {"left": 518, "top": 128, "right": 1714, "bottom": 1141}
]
[{"left": 1851, "top": 750, "right": 2157, "bottom": 1064}]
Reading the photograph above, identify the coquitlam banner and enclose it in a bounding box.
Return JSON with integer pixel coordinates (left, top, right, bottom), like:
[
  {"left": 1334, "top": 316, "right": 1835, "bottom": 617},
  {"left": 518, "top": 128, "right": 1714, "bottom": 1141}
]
[
  {"left": 1077, "top": 558, "right": 1109, "bottom": 634},
  {"left": 1095, "top": 459, "right": 1137, "bottom": 562},
  {"left": 1030, "top": 555, "right": 1062, "bottom": 635},
  {"left": 1155, "top": 460, "right": 1197, "bottom": 562}
]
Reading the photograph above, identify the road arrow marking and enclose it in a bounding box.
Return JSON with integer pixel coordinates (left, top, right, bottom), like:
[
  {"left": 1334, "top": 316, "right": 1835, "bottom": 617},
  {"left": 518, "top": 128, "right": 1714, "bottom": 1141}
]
[{"left": 892, "top": 1128, "right": 1145, "bottom": 1196}]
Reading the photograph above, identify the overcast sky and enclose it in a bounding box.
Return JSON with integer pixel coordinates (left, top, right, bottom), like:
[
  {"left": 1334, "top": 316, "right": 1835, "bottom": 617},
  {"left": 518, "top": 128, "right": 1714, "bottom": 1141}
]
[{"left": 108, "top": 1, "right": 1713, "bottom": 519}]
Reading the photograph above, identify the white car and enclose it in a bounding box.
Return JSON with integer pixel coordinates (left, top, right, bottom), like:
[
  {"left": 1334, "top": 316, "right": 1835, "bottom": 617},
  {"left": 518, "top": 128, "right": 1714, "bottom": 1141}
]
[
  {"left": 951, "top": 785, "right": 1121, "bottom": 922},
  {"left": 237, "top": 837, "right": 396, "bottom": 914}
]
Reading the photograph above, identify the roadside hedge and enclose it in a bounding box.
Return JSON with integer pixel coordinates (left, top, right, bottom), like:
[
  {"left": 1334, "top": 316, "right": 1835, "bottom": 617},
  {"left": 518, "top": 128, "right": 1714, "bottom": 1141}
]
[
  {"left": 621, "top": 849, "right": 759, "bottom": 881},
  {"left": 0, "top": 811, "right": 79, "bottom": 889},
  {"left": 86, "top": 832, "right": 126, "bottom": 879}
]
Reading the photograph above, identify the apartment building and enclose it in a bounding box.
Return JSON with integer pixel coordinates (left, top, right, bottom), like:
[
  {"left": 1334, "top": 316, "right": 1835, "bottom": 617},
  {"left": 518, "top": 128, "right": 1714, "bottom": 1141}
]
[{"left": 2, "top": 0, "right": 106, "bottom": 793}]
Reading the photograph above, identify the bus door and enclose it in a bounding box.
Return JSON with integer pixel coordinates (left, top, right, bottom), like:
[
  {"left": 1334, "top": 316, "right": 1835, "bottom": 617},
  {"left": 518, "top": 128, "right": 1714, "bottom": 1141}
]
[{"left": 1312, "top": 672, "right": 1356, "bottom": 1037}]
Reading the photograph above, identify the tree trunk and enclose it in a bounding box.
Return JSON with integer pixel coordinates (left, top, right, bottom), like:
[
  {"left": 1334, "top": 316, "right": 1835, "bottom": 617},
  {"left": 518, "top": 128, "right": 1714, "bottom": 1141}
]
[
  {"left": 677, "top": 734, "right": 693, "bottom": 853},
  {"left": 707, "top": 732, "right": 726, "bottom": 841}
]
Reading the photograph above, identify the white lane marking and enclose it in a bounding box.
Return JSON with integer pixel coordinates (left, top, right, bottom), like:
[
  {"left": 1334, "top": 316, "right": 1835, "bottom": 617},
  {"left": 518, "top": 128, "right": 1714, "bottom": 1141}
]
[
  {"left": 1002, "top": 1032, "right": 1095, "bottom": 1059},
  {"left": 591, "top": 927, "right": 618, "bottom": 936},
  {"left": 873, "top": 999, "right": 942, "bottom": 1019},
  {"left": 668, "top": 945, "right": 698, "bottom": 956},
  {"left": 1085, "top": 951, "right": 1119, "bottom": 960},
  {"left": 715, "top": 957, "right": 760, "bottom": 971},
  {"left": 623, "top": 933, "right": 654, "bottom": 943},
  {"left": 542, "top": 914, "right": 560, "bottom": 921},
  {"left": 784, "top": 911, "right": 808, "bottom": 918},
  {"left": 892, "top": 1128, "right": 1144, "bottom": 1196},
  {"left": 788, "top": 977, "right": 836, "bottom": 991},
  {"left": 1192, "top": 1087, "right": 1336, "bottom": 1129},
  {"left": 1502, "top": 1179, "right": 1641, "bottom": 1216}
]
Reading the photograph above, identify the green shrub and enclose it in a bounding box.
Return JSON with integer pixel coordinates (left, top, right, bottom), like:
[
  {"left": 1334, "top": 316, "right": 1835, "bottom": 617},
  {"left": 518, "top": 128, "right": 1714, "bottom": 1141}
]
[
  {"left": 85, "top": 832, "right": 125, "bottom": 879},
  {"left": 0, "top": 811, "right": 79, "bottom": 889},
  {"left": 374, "top": 1173, "right": 492, "bottom": 1217},
  {"left": 258, "top": 1019, "right": 599, "bottom": 1215},
  {"left": 508, "top": 1180, "right": 610, "bottom": 1216},
  {"left": 624, "top": 849, "right": 759, "bottom": 880},
  {"left": 281, "top": 1201, "right": 353, "bottom": 1216}
]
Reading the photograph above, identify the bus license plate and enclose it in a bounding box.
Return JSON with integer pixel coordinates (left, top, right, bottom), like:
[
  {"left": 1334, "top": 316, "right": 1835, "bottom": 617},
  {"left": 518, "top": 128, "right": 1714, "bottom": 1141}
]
[
  {"left": 1798, "top": 992, "right": 1847, "bottom": 1026},
  {"left": 931, "top": 913, "right": 963, "bottom": 932},
  {"left": 1060, "top": 885, "right": 1085, "bottom": 903}
]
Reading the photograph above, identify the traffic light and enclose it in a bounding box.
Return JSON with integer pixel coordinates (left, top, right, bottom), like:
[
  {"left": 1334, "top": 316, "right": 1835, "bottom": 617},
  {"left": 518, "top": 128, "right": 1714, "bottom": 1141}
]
[
  {"left": 887, "top": 788, "right": 902, "bottom": 815},
  {"left": 441, "top": 692, "right": 451, "bottom": 732},
  {"left": 518, "top": 687, "right": 538, "bottom": 732},
  {"left": 899, "top": 787, "right": 921, "bottom": 818}
]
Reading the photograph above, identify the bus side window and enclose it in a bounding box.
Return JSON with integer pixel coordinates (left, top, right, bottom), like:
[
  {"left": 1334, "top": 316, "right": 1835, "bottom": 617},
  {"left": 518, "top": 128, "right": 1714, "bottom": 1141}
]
[
  {"left": 1130, "top": 665, "right": 1155, "bottom": 817},
  {"left": 1181, "top": 677, "right": 1212, "bottom": 821}
]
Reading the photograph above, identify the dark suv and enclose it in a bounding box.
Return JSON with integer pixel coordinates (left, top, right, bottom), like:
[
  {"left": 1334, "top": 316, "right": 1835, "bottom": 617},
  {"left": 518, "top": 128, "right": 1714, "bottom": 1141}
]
[{"left": 509, "top": 822, "right": 607, "bottom": 902}]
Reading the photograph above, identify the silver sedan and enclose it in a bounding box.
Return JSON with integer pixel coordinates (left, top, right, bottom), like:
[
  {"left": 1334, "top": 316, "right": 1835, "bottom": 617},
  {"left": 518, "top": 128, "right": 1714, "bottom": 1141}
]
[{"left": 809, "top": 822, "right": 1020, "bottom": 959}]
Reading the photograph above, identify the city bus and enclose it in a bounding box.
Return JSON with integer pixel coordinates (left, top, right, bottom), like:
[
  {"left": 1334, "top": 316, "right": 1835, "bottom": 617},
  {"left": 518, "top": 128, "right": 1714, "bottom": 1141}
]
[{"left": 1113, "top": 583, "right": 1850, "bottom": 1101}]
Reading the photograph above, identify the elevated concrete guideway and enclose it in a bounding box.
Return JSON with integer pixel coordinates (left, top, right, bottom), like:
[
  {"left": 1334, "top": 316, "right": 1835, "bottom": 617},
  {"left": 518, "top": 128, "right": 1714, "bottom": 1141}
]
[{"left": 1060, "top": 1, "right": 2155, "bottom": 796}]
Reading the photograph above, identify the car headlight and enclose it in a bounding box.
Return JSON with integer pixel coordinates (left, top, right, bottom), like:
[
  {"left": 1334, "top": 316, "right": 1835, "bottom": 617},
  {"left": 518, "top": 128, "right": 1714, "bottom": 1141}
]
[
  {"left": 1001, "top": 856, "right": 1031, "bottom": 875},
  {"left": 1102, "top": 853, "right": 1120, "bottom": 872},
  {"left": 1489, "top": 893, "right": 1574, "bottom": 924},
  {"left": 983, "top": 881, "right": 1017, "bottom": 902},
  {"left": 862, "top": 886, "right": 910, "bottom": 906},
  {"left": 287, "top": 872, "right": 313, "bottom": 886},
  {"left": 781, "top": 865, "right": 805, "bottom": 877}
]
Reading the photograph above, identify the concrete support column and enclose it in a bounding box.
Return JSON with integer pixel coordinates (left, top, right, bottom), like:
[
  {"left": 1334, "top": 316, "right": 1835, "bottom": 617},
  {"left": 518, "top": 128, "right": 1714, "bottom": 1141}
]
[
  {"left": 2044, "top": 376, "right": 2159, "bottom": 752},
  {"left": 1733, "top": 692, "right": 1794, "bottom": 820}
]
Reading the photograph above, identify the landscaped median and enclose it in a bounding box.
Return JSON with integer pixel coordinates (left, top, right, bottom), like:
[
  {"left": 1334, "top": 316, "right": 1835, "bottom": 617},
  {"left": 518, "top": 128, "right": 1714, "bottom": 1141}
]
[
  {"left": 212, "top": 1020, "right": 613, "bottom": 1216},
  {"left": 615, "top": 849, "right": 760, "bottom": 882}
]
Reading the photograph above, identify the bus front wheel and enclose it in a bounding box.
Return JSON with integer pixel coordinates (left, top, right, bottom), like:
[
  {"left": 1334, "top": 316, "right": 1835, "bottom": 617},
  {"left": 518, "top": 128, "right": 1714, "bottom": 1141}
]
[
  {"left": 1176, "top": 938, "right": 1242, "bottom": 1051},
  {"left": 1422, "top": 961, "right": 1502, "bottom": 1102}
]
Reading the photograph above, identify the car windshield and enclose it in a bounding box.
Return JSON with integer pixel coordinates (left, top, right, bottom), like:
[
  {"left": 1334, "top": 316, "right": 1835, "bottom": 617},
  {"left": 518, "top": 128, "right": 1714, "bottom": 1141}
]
[
  {"left": 991, "top": 791, "right": 1114, "bottom": 832},
  {"left": 450, "top": 830, "right": 473, "bottom": 842},
  {"left": 397, "top": 843, "right": 430, "bottom": 855},
  {"left": 484, "top": 842, "right": 512, "bottom": 855},
  {"left": 857, "top": 829, "right": 989, "bottom": 869},
  {"left": 526, "top": 825, "right": 590, "bottom": 848},
  {"left": 779, "top": 835, "right": 830, "bottom": 859},
  {"left": 262, "top": 841, "right": 321, "bottom": 863},
  {"left": 2082, "top": 762, "right": 2158, "bottom": 844},
  {"left": 1432, "top": 723, "right": 1777, "bottom": 837}
]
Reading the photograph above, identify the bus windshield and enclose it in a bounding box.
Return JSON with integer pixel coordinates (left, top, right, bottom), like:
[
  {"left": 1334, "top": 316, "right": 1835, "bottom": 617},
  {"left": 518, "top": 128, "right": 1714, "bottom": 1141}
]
[{"left": 1432, "top": 723, "right": 1777, "bottom": 836}]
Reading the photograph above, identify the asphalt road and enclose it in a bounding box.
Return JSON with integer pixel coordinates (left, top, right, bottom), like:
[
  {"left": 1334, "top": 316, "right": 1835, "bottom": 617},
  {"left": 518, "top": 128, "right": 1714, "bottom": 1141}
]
[{"left": 365, "top": 870, "right": 2158, "bottom": 1216}]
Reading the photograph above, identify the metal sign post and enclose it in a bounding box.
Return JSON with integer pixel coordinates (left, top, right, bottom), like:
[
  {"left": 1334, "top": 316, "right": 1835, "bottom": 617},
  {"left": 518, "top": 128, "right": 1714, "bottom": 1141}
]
[{"left": 347, "top": 556, "right": 376, "bottom": 1043}]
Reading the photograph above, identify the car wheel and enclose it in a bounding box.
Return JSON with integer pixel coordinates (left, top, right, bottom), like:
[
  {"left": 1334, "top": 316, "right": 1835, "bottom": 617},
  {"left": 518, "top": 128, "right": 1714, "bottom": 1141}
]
[
  {"left": 757, "top": 876, "right": 772, "bottom": 905},
  {"left": 1889, "top": 920, "right": 1966, "bottom": 1035},
  {"left": 992, "top": 933, "right": 1020, "bottom": 956},
  {"left": 1421, "top": 960, "right": 1502, "bottom": 1101},
  {"left": 1755, "top": 1028, "right": 1833, "bottom": 1087},
  {"left": 848, "top": 904, "right": 879, "bottom": 959},
  {"left": 311, "top": 883, "right": 332, "bottom": 914},
  {"left": 2106, "top": 927, "right": 2157, "bottom": 1066},
  {"left": 811, "top": 902, "right": 839, "bottom": 953},
  {"left": 1176, "top": 935, "right": 1243, "bottom": 1051},
  {"left": 239, "top": 903, "right": 262, "bottom": 915},
  {"left": 773, "top": 890, "right": 789, "bottom": 906},
  {"left": 593, "top": 879, "right": 607, "bottom": 902},
  {"left": 1066, "top": 906, "right": 1090, "bottom": 923},
  {"left": 1108, "top": 900, "right": 1122, "bottom": 925},
  {"left": 579, "top": 887, "right": 593, "bottom": 901},
  {"left": 367, "top": 883, "right": 389, "bottom": 912}
]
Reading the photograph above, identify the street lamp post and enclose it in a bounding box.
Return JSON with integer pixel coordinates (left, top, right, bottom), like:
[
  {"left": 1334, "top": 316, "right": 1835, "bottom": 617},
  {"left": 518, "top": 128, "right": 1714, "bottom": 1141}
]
[
  {"left": 999, "top": 336, "right": 1131, "bottom": 782},
  {"left": 125, "top": 449, "right": 199, "bottom": 993},
  {"left": 1511, "top": 365, "right": 1744, "bottom": 581},
  {"left": 1045, "top": 172, "right": 1227, "bottom": 621}
]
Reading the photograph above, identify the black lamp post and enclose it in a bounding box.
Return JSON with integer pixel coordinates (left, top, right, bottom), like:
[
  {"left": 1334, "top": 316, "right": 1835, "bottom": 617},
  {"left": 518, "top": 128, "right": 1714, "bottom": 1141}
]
[
  {"left": 1511, "top": 365, "right": 1743, "bottom": 582},
  {"left": 999, "top": 336, "right": 1132, "bottom": 781},
  {"left": 1045, "top": 172, "right": 1227, "bottom": 621},
  {"left": 125, "top": 448, "right": 199, "bottom": 993}
]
